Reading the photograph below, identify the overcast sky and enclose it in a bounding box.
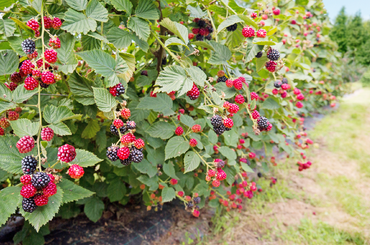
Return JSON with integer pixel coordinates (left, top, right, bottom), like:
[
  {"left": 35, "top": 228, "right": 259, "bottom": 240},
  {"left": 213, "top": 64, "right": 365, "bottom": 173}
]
[{"left": 322, "top": 0, "right": 370, "bottom": 21}]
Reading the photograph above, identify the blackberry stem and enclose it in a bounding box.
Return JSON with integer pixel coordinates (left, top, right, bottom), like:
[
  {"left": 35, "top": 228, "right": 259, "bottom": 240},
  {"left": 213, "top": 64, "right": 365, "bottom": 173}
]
[
  {"left": 206, "top": 9, "right": 217, "bottom": 42},
  {"left": 36, "top": 3, "right": 46, "bottom": 171}
]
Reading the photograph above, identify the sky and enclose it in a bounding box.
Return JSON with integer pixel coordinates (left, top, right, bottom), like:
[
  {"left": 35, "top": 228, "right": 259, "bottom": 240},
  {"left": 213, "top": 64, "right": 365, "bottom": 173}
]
[{"left": 322, "top": 0, "right": 370, "bottom": 21}]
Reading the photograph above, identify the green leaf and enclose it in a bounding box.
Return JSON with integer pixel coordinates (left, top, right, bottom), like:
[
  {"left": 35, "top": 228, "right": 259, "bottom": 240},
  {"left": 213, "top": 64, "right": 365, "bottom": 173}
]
[
  {"left": 241, "top": 162, "right": 254, "bottom": 173},
  {"left": 156, "top": 65, "right": 193, "bottom": 97},
  {"left": 137, "top": 175, "right": 158, "bottom": 191},
  {"left": 78, "top": 50, "right": 128, "bottom": 85},
  {"left": 180, "top": 114, "right": 195, "bottom": 127},
  {"left": 296, "top": 0, "right": 309, "bottom": 5},
  {"left": 84, "top": 196, "right": 104, "bottom": 222},
  {"left": 208, "top": 130, "right": 218, "bottom": 144},
  {"left": 165, "top": 136, "right": 189, "bottom": 160},
  {"left": 49, "top": 122, "right": 71, "bottom": 136},
  {"left": 262, "top": 97, "right": 280, "bottom": 110},
  {"left": 106, "top": 28, "right": 132, "bottom": 49},
  {"left": 218, "top": 146, "right": 236, "bottom": 160},
  {"left": 238, "top": 14, "right": 258, "bottom": 29},
  {"left": 0, "top": 18, "right": 16, "bottom": 37},
  {"left": 92, "top": 87, "right": 117, "bottom": 112},
  {"left": 208, "top": 41, "right": 231, "bottom": 65},
  {"left": 137, "top": 94, "right": 175, "bottom": 116},
  {"left": 0, "top": 50, "right": 18, "bottom": 75},
  {"left": 186, "top": 66, "right": 206, "bottom": 87},
  {"left": 81, "top": 120, "right": 100, "bottom": 139},
  {"left": 256, "top": 56, "right": 268, "bottom": 72},
  {"left": 11, "top": 85, "right": 37, "bottom": 103},
  {"left": 0, "top": 135, "right": 37, "bottom": 174},
  {"left": 43, "top": 105, "right": 81, "bottom": 124},
  {"left": 132, "top": 159, "right": 157, "bottom": 178},
  {"left": 127, "top": 17, "right": 150, "bottom": 41},
  {"left": 184, "top": 151, "right": 200, "bottom": 173},
  {"left": 62, "top": 9, "right": 97, "bottom": 34},
  {"left": 68, "top": 72, "right": 94, "bottom": 105},
  {"left": 118, "top": 53, "right": 136, "bottom": 82},
  {"left": 163, "top": 162, "right": 178, "bottom": 179},
  {"left": 21, "top": 187, "right": 63, "bottom": 232},
  {"left": 9, "top": 17, "right": 33, "bottom": 36},
  {"left": 81, "top": 34, "right": 101, "bottom": 50},
  {"left": 146, "top": 121, "right": 175, "bottom": 139},
  {"left": 86, "top": 0, "right": 108, "bottom": 22},
  {"left": 161, "top": 186, "right": 176, "bottom": 203},
  {"left": 55, "top": 32, "right": 78, "bottom": 74},
  {"left": 253, "top": 38, "right": 276, "bottom": 46},
  {"left": 10, "top": 119, "right": 39, "bottom": 137},
  {"left": 110, "top": 0, "right": 133, "bottom": 14},
  {"left": 0, "top": 0, "right": 16, "bottom": 10},
  {"left": 186, "top": 5, "right": 206, "bottom": 18},
  {"left": 0, "top": 83, "right": 12, "bottom": 101},
  {"left": 135, "top": 0, "right": 159, "bottom": 20},
  {"left": 70, "top": 149, "right": 103, "bottom": 167},
  {"left": 165, "top": 37, "right": 186, "bottom": 47},
  {"left": 217, "top": 15, "right": 243, "bottom": 33},
  {"left": 58, "top": 179, "right": 94, "bottom": 204},
  {"left": 160, "top": 18, "right": 189, "bottom": 44},
  {"left": 0, "top": 101, "right": 16, "bottom": 114},
  {"left": 107, "top": 178, "right": 126, "bottom": 202},
  {"left": 0, "top": 186, "right": 22, "bottom": 226},
  {"left": 246, "top": 43, "right": 259, "bottom": 63},
  {"left": 65, "top": 0, "right": 87, "bottom": 11}
]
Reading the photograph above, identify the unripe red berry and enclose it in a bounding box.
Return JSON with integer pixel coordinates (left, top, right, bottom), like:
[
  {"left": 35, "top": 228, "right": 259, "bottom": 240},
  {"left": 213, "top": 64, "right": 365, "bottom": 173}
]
[
  {"left": 58, "top": 144, "right": 76, "bottom": 162},
  {"left": 41, "top": 127, "right": 54, "bottom": 141},
  {"left": 175, "top": 126, "right": 183, "bottom": 136},
  {"left": 68, "top": 164, "right": 84, "bottom": 179}
]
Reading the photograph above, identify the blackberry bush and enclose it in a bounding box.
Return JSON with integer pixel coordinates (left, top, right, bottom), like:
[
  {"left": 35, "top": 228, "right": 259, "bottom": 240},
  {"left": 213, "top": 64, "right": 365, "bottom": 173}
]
[{"left": 0, "top": 0, "right": 348, "bottom": 239}]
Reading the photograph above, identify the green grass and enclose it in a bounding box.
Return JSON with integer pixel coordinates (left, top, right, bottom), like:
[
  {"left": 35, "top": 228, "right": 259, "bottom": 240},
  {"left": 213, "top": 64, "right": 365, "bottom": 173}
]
[{"left": 279, "top": 219, "right": 366, "bottom": 245}]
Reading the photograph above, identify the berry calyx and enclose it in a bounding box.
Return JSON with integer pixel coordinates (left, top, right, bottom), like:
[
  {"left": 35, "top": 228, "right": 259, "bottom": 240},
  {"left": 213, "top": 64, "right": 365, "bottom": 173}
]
[{"left": 68, "top": 164, "right": 84, "bottom": 179}]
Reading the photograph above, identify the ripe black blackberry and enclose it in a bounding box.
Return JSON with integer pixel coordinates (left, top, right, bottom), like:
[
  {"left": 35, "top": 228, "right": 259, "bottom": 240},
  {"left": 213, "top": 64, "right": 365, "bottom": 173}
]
[
  {"left": 215, "top": 160, "right": 226, "bottom": 168},
  {"left": 282, "top": 78, "right": 288, "bottom": 84},
  {"left": 213, "top": 124, "right": 226, "bottom": 135},
  {"left": 211, "top": 115, "right": 223, "bottom": 127},
  {"left": 162, "top": 57, "right": 167, "bottom": 65},
  {"left": 22, "top": 197, "right": 37, "bottom": 213},
  {"left": 255, "top": 51, "right": 263, "bottom": 58},
  {"left": 257, "top": 172, "right": 262, "bottom": 178},
  {"left": 126, "top": 121, "right": 136, "bottom": 129},
  {"left": 141, "top": 70, "right": 148, "bottom": 76},
  {"left": 31, "top": 172, "right": 50, "bottom": 190},
  {"left": 110, "top": 124, "right": 127, "bottom": 136},
  {"left": 40, "top": 81, "right": 49, "bottom": 88},
  {"left": 206, "top": 26, "right": 214, "bottom": 33},
  {"left": 274, "top": 80, "right": 282, "bottom": 88},
  {"left": 130, "top": 148, "right": 144, "bottom": 163},
  {"left": 116, "top": 83, "right": 125, "bottom": 96},
  {"left": 106, "top": 145, "right": 119, "bottom": 161},
  {"left": 195, "top": 34, "right": 204, "bottom": 41},
  {"left": 226, "top": 23, "right": 237, "bottom": 32},
  {"left": 120, "top": 158, "right": 132, "bottom": 166},
  {"left": 205, "top": 34, "right": 212, "bottom": 40},
  {"left": 186, "top": 201, "right": 194, "bottom": 209},
  {"left": 21, "top": 39, "right": 36, "bottom": 55},
  {"left": 225, "top": 127, "right": 231, "bottom": 131},
  {"left": 193, "top": 197, "right": 201, "bottom": 204},
  {"left": 217, "top": 76, "right": 227, "bottom": 83},
  {"left": 197, "top": 19, "right": 206, "bottom": 28},
  {"left": 257, "top": 116, "right": 269, "bottom": 130},
  {"left": 267, "top": 49, "right": 280, "bottom": 61},
  {"left": 22, "top": 156, "right": 37, "bottom": 174}
]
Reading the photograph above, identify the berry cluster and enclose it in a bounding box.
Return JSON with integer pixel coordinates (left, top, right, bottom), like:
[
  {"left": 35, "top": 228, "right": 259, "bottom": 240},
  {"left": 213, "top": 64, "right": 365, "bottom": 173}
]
[
  {"left": 107, "top": 108, "right": 145, "bottom": 166},
  {"left": 205, "top": 159, "right": 228, "bottom": 188},
  {"left": 210, "top": 115, "right": 233, "bottom": 135},
  {"left": 180, "top": 192, "right": 201, "bottom": 217},
  {"left": 190, "top": 18, "right": 214, "bottom": 41},
  {"left": 20, "top": 159, "right": 58, "bottom": 213},
  {"left": 109, "top": 83, "right": 126, "bottom": 97},
  {"left": 186, "top": 83, "right": 200, "bottom": 100}
]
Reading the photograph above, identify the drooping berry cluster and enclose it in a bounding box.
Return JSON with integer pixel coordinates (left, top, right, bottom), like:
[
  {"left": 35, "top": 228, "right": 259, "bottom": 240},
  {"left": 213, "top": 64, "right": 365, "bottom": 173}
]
[
  {"left": 20, "top": 167, "right": 58, "bottom": 213},
  {"left": 191, "top": 18, "right": 214, "bottom": 41},
  {"left": 109, "top": 83, "right": 126, "bottom": 97},
  {"left": 204, "top": 159, "right": 227, "bottom": 188},
  {"left": 265, "top": 48, "right": 281, "bottom": 73},
  {"left": 107, "top": 108, "right": 145, "bottom": 166},
  {"left": 186, "top": 83, "right": 200, "bottom": 100}
]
